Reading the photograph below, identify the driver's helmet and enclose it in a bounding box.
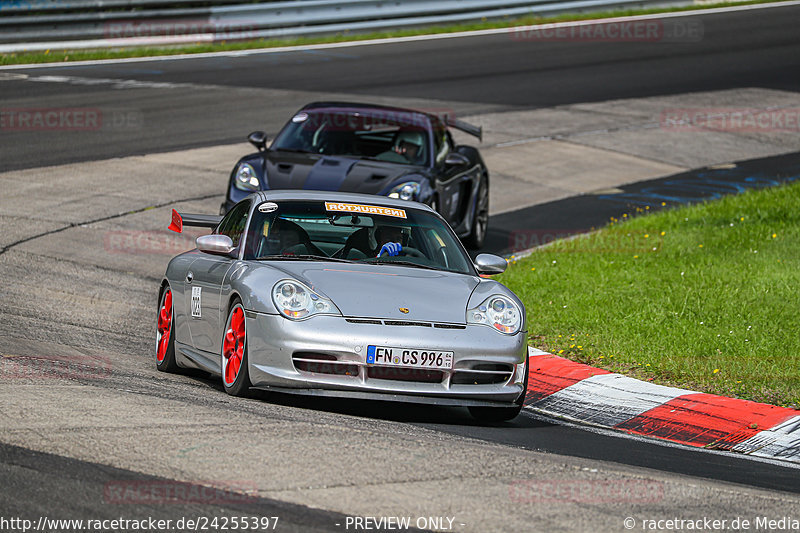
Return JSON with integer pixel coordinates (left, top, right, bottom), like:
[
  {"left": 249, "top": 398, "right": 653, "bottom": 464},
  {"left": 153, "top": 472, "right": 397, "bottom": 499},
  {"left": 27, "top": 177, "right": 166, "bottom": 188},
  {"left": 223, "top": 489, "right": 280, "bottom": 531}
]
[
  {"left": 374, "top": 223, "right": 409, "bottom": 248},
  {"left": 394, "top": 130, "right": 425, "bottom": 162}
]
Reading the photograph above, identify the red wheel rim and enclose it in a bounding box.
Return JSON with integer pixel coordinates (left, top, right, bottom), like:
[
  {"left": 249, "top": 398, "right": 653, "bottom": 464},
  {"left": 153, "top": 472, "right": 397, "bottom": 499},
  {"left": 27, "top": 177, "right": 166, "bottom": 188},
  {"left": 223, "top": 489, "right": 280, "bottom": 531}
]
[
  {"left": 156, "top": 289, "right": 172, "bottom": 363},
  {"left": 222, "top": 306, "right": 245, "bottom": 386}
]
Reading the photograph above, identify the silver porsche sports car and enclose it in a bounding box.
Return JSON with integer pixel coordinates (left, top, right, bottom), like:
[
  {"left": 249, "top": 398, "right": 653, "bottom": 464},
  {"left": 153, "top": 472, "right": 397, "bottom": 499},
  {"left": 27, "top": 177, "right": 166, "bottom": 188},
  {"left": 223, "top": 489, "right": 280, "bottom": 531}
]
[{"left": 157, "top": 191, "right": 528, "bottom": 421}]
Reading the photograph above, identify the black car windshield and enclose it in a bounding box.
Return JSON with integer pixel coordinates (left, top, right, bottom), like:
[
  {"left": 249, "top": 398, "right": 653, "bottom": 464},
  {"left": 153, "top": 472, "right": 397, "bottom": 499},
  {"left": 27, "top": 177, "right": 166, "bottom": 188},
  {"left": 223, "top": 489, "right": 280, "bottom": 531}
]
[
  {"left": 271, "top": 108, "right": 432, "bottom": 166},
  {"left": 243, "top": 200, "right": 473, "bottom": 275}
]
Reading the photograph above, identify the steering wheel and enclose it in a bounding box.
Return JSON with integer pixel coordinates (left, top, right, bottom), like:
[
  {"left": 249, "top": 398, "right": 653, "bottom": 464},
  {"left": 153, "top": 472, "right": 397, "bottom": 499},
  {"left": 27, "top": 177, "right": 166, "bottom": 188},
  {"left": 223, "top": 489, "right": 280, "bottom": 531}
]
[{"left": 399, "top": 247, "right": 425, "bottom": 258}]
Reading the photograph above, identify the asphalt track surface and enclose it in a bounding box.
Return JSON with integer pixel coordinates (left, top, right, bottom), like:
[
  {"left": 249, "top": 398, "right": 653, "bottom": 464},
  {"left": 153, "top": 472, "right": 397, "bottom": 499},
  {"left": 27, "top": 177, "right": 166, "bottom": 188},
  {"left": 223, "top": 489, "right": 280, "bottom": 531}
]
[
  {"left": 1, "top": 2, "right": 799, "bottom": 171},
  {"left": 1, "top": 3, "right": 800, "bottom": 529}
]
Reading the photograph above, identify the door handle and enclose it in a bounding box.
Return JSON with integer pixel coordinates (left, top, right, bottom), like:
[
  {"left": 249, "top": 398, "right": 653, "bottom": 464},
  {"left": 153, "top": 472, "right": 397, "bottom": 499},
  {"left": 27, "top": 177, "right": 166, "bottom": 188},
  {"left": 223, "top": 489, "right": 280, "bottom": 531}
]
[{"left": 186, "top": 271, "right": 193, "bottom": 283}]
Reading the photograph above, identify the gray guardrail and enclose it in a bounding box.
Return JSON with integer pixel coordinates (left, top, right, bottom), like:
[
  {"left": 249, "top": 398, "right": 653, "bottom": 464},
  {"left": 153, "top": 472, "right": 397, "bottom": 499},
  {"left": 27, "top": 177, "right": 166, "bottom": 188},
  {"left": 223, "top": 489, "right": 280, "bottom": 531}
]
[{"left": 0, "top": 0, "right": 692, "bottom": 52}]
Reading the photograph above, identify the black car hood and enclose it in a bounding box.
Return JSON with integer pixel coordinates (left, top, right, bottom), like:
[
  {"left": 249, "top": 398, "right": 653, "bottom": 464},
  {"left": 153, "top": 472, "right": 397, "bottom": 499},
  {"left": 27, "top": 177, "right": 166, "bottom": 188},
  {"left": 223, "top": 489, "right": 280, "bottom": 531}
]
[{"left": 259, "top": 151, "right": 423, "bottom": 194}]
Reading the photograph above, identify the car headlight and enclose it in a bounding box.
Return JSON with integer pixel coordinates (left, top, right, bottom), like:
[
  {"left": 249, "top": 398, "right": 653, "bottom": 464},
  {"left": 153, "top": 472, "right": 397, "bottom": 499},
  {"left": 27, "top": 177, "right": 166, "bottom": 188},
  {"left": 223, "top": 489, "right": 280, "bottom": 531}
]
[
  {"left": 387, "top": 181, "right": 420, "bottom": 201},
  {"left": 467, "top": 295, "right": 522, "bottom": 334},
  {"left": 272, "top": 280, "right": 340, "bottom": 320},
  {"left": 234, "top": 163, "right": 260, "bottom": 191}
]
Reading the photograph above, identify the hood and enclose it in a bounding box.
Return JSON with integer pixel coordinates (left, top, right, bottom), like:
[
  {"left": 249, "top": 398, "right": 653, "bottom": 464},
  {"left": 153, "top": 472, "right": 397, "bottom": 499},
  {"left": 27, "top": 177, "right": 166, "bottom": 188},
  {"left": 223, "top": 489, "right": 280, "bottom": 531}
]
[
  {"left": 269, "top": 262, "right": 479, "bottom": 323},
  {"left": 261, "top": 151, "right": 423, "bottom": 195}
]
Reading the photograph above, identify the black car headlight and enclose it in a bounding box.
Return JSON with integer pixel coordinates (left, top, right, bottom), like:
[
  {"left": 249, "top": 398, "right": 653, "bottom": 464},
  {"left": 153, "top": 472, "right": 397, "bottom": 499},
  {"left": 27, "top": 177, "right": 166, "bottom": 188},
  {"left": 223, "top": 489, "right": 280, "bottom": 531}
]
[
  {"left": 234, "top": 163, "right": 260, "bottom": 191},
  {"left": 467, "top": 295, "right": 522, "bottom": 335},
  {"left": 388, "top": 181, "right": 420, "bottom": 201},
  {"left": 272, "top": 280, "right": 340, "bottom": 320}
]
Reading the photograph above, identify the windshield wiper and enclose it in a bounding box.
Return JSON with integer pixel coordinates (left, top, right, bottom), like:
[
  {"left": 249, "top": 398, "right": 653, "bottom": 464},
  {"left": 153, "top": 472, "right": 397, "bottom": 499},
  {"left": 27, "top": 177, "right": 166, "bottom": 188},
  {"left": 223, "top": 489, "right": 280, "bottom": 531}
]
[
  {"left": 255, "top": 254, "right": 352, "bottom": 263},
  {"left": 358, "top": 258, "right": 441, "bottom": 271}
]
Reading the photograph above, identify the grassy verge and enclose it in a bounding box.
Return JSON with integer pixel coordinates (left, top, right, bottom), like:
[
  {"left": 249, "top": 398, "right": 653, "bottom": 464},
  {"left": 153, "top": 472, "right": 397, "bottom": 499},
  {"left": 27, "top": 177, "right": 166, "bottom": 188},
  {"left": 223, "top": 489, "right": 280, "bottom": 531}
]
[
  {"left": 0, "top": 0, "right": 786, "bottom": 66},
  {"left": 498, "top": 181, "right": 800, "bottom": 408}
]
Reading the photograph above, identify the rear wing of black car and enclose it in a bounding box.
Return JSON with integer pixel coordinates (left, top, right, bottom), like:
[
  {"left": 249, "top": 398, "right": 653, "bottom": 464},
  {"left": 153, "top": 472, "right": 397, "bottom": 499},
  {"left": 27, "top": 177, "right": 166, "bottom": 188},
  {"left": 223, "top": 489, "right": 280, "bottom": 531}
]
[
  {"left": 168, "top": 209, "right": 223, "bottom": 233},
  {"left": 444, "top": 115, "right": 482, "bottom": 142}
]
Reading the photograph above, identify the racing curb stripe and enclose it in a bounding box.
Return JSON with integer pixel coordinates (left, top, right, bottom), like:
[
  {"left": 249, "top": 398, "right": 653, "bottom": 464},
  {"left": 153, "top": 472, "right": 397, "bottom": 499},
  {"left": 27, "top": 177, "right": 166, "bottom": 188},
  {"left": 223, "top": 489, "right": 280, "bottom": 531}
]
[
  {"left": 524, "top": 348, "right": 800, "bottom": 464},
  {"left": 616, "top": 393, "right": 797, "bottom": 450}
]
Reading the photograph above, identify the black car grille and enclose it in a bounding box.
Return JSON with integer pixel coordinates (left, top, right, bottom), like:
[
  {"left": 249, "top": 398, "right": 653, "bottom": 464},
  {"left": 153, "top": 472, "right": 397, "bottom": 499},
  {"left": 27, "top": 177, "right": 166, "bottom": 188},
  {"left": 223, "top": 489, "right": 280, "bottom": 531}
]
[
  {"left": 366, "top": 366, "right": 444, "bottom": 383},
  {"left": 345, "top": 318, "right": 465, "bottom": 329}
]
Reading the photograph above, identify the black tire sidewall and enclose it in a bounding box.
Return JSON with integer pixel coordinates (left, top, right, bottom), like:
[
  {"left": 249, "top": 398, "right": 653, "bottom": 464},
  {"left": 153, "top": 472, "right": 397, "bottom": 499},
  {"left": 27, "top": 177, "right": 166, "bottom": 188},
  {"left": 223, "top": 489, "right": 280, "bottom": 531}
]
[{"left": 466, "top": 177, "right": 488, "bottom": 249}]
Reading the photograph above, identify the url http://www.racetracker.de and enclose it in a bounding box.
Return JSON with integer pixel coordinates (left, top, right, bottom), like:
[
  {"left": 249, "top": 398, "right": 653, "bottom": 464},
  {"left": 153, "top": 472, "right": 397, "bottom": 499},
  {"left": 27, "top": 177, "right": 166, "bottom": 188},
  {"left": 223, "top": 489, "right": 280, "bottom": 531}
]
[{"left": 0, "top": 515, "right": 280, "bottom": 532}]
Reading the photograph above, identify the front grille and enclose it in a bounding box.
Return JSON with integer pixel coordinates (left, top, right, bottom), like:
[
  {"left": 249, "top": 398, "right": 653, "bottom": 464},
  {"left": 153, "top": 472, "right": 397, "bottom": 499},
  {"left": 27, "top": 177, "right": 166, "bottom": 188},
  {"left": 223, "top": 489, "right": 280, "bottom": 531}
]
[
  {"left": 345, "top": 318, "right": 465, "bottom": 329},
  {"left": 367, "top": 366, "right": 444, "bottom": 383},
  {"left": 292, "top": 352, "right": 358, "bottom": 376},
  {"left": 383, "top": 320, "right": 431, "bottom": 327},
  {"left": 434, "top": 323, "right": 466, "bottom": 330}
]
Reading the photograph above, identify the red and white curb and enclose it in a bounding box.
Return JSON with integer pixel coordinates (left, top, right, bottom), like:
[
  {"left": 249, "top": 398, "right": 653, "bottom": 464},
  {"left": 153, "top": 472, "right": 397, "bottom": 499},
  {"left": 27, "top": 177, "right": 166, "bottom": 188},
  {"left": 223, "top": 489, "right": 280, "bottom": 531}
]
[{"left": 524, "top": 348, "right": 800, "bottom": 465}]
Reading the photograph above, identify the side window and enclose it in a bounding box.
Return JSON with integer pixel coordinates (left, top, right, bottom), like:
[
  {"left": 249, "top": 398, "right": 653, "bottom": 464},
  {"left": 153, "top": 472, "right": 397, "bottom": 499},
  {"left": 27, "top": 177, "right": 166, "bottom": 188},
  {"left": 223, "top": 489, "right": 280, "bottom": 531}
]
[
  {"left": 433, "top": 125, "right": 451, "bottom": 166},
  {"left": 216, "top": 201, "right": 250, "bottom": 248}
]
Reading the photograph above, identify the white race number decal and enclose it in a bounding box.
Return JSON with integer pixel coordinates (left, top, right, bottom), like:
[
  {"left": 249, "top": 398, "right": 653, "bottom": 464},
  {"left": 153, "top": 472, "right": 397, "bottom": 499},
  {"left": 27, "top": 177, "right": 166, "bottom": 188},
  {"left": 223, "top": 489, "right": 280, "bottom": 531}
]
[{"left": 191, "top": 286, "right": 202, "bottom": 318}]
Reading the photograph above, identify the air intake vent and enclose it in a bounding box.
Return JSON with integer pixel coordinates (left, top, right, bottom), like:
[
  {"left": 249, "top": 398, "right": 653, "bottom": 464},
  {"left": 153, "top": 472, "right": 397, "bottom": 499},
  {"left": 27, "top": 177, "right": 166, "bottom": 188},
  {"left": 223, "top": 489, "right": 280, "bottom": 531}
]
[
  {"left": 344, "top": 318, "right": 466, "bottom": 329},
  {"left": 292, "top": 352, "right": 358, "bottom": 376},
  {"left": 367, "top": 366, "right": 443, "bottom": 383},
  {"left": 451, "top": 363, "right": 514, "bottom": 385},
  {"left": 345, "top": 319, "right": 383, "bottom": 325},
  {"left": 277, "top": 163, "right": 292, "bottom": 173},
  {"left": 383, "top": 320, "right": 431, "bottom": 327}
]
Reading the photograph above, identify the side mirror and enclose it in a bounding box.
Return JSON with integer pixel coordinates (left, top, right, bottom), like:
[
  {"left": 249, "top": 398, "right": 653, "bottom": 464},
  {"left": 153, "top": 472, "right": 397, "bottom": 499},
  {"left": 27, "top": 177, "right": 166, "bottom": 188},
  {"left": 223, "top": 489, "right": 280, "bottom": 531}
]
[
  {"left": 248, "top": 131, "right": 267, "bottom": 152},
  {"left": 444, "top": 152, "right": 470, "bottom": 167},
  {"left": 196, "top": 234, "right": 235, "bottom": 256},
  {"left": 474, "top": 253, "right": 507, "bottom": 275}
]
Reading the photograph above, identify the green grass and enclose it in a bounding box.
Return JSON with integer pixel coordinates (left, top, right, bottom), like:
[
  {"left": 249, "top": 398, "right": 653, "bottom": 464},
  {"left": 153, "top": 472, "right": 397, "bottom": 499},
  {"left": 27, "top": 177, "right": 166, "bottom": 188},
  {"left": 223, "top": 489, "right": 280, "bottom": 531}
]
[
  {"left": 499, "top": 181, "right": 800, "bottom": 408},
  {"left": 0, "top": 0, "right": 785, "bottom": 66}
]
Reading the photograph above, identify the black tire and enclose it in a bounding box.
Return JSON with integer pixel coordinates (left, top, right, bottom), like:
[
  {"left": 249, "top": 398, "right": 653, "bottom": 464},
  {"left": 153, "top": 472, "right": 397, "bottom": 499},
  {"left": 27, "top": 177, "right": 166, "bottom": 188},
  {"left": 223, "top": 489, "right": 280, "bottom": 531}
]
[
  {"left": 468, "top": 357, "right": 528, "bottom": 423},
  {"left": 155, "top": 286, "right": 180, "bottom": 373},
  {"left": 465, "top": 176, "right": 489, "bottom": 250},
  {"left": 221, "top": 299, "right": 252, "bottom": 397}
]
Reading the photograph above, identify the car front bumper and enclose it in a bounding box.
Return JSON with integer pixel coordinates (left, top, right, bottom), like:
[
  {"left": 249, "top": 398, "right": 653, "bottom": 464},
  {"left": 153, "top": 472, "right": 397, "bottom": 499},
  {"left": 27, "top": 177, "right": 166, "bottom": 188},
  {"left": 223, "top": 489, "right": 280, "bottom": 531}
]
[{"left": 246, "top": 312, "right": 528, "bottom": 406}]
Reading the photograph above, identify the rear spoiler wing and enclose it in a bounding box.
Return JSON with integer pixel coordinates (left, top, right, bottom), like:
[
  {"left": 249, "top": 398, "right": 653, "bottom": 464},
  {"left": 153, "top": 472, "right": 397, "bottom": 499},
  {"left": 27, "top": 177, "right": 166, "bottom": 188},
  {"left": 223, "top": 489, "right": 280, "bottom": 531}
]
[
  {"left": 444, "top": 115, "right": 482, "bottom": 142},
  {"left": 168, "top": 209, "right": 223, "bottom": 233}
]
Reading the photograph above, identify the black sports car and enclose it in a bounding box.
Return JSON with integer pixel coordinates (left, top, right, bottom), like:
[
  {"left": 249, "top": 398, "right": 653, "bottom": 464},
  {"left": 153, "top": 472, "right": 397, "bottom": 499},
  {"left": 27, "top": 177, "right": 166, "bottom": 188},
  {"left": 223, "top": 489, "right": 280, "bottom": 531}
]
[{"left": 222, "top": 102, "right": 490, "bottom": 249}]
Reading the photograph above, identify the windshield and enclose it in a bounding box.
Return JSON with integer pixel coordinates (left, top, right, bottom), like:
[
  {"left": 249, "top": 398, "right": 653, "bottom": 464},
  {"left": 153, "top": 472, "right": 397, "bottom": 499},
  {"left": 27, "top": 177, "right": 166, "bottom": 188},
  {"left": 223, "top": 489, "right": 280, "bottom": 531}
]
[
  {"left": 243, "top": 200, "right": 473, "bottom": 275},
  {"left": 271, "top": 108, "right": 432, "bottom": 166}
]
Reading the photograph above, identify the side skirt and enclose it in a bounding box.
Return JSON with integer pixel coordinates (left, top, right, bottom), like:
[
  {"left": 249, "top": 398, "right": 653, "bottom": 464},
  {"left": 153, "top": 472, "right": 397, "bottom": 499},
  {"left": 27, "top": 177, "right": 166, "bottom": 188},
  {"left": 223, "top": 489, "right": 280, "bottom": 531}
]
[{"left": 175, "top": 341, "right": 221, "bottom": 376}]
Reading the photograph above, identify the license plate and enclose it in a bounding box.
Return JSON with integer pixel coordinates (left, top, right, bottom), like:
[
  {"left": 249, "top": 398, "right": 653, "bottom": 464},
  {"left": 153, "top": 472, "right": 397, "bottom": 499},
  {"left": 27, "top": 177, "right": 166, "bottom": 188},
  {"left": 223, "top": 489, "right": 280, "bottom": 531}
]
[{"left": 366, "top": 345, "right": 454, "bottom": 370}]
